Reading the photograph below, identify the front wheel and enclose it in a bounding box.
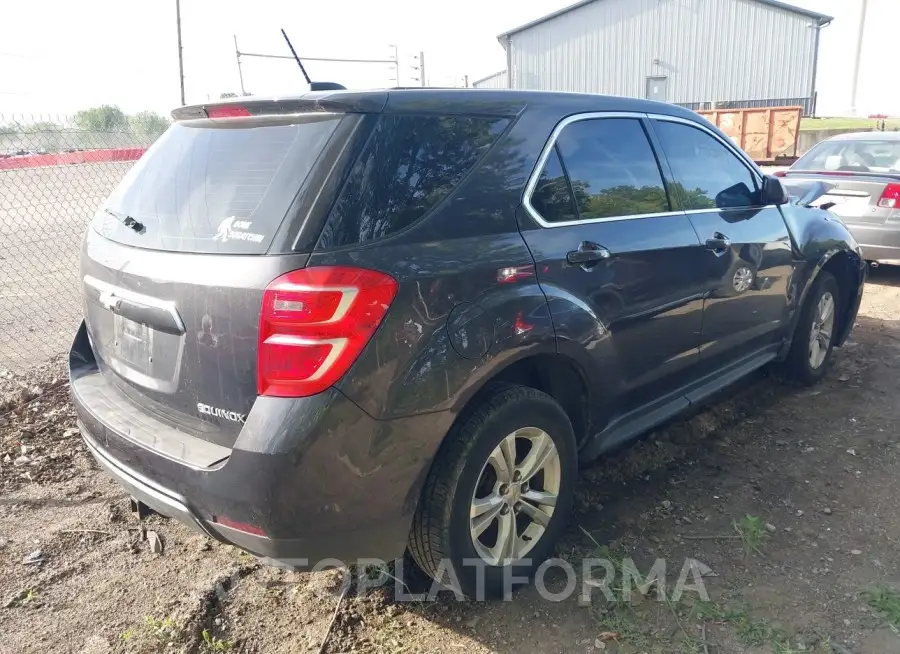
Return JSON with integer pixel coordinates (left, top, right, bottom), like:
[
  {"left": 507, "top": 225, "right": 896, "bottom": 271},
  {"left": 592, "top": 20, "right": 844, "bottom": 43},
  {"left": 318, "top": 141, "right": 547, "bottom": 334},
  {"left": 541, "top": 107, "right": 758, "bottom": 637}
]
[
  {"left": 408, "top": 385, "right": 577, "bottom": 598},
  {"left": 781, "top": 271, "right": 840, "bottom": 385}
]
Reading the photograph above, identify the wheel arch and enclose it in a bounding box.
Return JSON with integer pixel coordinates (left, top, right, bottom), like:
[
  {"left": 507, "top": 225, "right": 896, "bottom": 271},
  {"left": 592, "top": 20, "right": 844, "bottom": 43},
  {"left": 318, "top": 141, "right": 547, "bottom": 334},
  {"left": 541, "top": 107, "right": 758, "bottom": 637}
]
[{"left": 790, "top": 248, "right": 864, "bottom": 351}]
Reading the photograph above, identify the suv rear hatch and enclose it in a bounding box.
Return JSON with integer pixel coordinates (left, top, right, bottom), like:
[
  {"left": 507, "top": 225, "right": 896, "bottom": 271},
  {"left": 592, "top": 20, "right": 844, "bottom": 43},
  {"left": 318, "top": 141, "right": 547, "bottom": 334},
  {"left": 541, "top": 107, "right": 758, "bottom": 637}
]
[{"left": 80, "top": 100, "right": 369, "bottom": 448}]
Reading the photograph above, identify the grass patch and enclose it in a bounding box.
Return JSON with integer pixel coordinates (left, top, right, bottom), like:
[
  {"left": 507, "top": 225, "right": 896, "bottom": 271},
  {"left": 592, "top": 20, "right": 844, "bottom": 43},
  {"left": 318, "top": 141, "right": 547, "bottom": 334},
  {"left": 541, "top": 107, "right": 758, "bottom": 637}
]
[
  {"left": 862, "top": 584, "right": 900, "bottom": 633},
  {"left": 800, "top": 117, "right": 900, "bottom": 132},
  {"left": 201, "top": 629, "right": 233, "bottom": 652},
  {"left": 122, "top": 615, "right": 183, "bottom": 647},
  {"left": 733, "top": 514, "right": 769, "bottom": 557}
]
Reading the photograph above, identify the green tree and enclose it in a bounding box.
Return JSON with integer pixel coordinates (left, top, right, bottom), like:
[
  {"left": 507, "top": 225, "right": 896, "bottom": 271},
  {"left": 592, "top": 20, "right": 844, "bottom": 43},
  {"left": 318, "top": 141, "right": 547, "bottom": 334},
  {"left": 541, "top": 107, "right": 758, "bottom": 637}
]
[
  {"left": 73, "top": 105, "right": 128, "bottom": 132},
  {"left": 129, "top": 111, "right": 170, "bottom": 137},
  {"left": 27, "top": 121, "right": 67, "bottom": 152}
]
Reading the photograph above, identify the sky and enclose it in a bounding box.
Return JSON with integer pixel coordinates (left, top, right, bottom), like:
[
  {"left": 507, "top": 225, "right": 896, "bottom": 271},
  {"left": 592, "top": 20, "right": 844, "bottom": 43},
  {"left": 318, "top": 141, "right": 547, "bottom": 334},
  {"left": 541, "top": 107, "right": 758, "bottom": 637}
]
[{"left": 0, "top": 0, "right": 896, "bottom": 120}]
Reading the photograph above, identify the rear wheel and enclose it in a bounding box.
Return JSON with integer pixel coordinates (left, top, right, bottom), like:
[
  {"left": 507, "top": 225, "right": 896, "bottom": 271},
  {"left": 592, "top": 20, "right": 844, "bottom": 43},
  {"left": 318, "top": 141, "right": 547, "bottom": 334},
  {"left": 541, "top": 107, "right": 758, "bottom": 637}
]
[
  {"left": 408, "top": 385, "right": 577, "bottom": 598},
  {"left": 781, "top": 272, "right": 840, "bottom": 385}
]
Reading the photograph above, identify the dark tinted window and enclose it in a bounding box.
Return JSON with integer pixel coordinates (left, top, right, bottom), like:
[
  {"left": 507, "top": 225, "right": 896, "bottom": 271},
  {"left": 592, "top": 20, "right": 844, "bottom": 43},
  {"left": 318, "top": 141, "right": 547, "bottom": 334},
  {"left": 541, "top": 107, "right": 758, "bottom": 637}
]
[
  {"left": 317, "top": 114, "right": 509, "bottom": 248},
  {"left": 530, "top": 146, "right": 578, "bottom": 223},
  {"left": 654, "top": 120, "right": 759, "bottom": 210},
  {"left": 94, "top": 117, "right": 341, "bottom": 253},
  {"left": 554, "top": 118, "right": 670, "bottom": 220}
]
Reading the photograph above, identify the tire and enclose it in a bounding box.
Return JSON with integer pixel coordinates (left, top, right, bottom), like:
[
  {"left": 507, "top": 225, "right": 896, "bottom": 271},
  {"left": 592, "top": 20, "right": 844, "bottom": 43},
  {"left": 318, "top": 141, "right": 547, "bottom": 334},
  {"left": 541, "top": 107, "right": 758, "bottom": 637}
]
[
  {"left": 781, "top": 271, "right": 840, "bottom": 385},
  {"left": 408, "top": 385, "right": 577, "bottom": 599}
]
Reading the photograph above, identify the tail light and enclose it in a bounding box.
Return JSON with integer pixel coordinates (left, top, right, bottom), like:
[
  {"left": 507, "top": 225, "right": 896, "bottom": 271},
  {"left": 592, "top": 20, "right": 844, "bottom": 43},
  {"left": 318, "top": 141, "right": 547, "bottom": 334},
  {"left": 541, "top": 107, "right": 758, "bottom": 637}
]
[
  {"left": 258, "top": 267, "right": 398, "bottom": 397},
  {"left": 773, "top": 170, "right": 788, "bottom": 178},
  {"left": 877, "top": 183, "right": 900, "bottom": 209}
]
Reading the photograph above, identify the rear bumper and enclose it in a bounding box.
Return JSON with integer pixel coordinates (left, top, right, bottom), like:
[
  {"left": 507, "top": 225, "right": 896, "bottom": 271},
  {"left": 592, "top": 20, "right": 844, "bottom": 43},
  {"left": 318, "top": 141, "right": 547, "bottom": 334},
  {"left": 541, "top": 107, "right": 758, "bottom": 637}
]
[
  {"left": 70, "top": 322, "right": 452, "bottom": 567},
  {"left": 846, "top": 223, "right": 900, "bottom": 263}
]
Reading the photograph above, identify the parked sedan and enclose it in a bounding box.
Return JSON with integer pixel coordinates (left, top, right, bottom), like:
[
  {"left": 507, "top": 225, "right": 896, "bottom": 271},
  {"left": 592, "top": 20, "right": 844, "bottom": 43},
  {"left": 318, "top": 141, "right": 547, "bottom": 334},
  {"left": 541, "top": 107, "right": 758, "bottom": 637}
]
[{"left": 778, "top": 131, "right": 900, "bottom": 263}]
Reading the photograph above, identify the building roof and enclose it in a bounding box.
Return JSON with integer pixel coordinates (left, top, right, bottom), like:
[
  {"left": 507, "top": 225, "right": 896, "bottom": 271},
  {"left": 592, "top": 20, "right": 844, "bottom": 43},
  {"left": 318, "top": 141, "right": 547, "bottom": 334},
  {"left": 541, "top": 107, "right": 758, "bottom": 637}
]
[
  {"left": 497, "top": 0, "right": 833, "bottom": 43},
  {"left": 471, "top": 70, "right": 508, "bottom": 86}
]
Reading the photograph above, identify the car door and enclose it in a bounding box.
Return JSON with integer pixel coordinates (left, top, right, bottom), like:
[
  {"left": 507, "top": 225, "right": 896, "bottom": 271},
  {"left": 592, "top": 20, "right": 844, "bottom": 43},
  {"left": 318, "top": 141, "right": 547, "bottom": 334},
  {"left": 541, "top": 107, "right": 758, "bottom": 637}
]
[
  {"left": 649, "top": 116, "right": 795, "bottom": 376},
  {"left": 518, "top": 113, "right": 708, "bottom": 432}
]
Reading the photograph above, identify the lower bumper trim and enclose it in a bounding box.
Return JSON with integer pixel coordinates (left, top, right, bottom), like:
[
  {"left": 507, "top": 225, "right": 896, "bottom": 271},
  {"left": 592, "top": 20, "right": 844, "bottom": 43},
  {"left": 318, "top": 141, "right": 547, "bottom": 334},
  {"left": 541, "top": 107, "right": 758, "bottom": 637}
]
[{"left": 80, "top": 425, "right": 212, "bottom": 539}]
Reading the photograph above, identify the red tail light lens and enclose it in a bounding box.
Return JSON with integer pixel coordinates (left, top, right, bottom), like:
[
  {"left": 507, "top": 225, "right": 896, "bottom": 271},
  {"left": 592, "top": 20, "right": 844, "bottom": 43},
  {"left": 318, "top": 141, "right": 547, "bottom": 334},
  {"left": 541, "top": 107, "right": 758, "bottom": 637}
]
[
  {"left": 207, "top": 105, "right": 251, "bottom": 118},
  {"left": 773, "top": 170, "right": 787, "bottom": 178},
  {"left": 878, "top": 183, "right": 900, "bottom": 209},
  {"left": 258, "top": 267, "right": 398, "bottom": 397}
]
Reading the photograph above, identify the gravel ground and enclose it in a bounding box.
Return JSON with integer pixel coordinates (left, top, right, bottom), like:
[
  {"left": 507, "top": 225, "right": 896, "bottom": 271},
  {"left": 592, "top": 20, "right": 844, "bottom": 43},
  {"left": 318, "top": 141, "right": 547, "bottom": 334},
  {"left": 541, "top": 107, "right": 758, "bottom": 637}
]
[{"left": 2, "top": 268, "right": 900, "bottom": 654}]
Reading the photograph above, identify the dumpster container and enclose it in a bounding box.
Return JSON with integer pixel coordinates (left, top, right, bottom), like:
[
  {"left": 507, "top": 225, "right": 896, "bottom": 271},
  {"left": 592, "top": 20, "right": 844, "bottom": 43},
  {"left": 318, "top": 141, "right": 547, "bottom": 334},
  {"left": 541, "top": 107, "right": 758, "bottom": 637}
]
[{"left": 698, "top": 106, "right": 802, "bottom": 165}]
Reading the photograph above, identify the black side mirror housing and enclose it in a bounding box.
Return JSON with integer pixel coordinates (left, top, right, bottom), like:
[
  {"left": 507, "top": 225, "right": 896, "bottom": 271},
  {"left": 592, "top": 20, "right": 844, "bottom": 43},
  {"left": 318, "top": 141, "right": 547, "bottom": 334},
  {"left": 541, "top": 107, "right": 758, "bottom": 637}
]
[{"left": 761, "top": 175, "right": 789, "bottom": 206}]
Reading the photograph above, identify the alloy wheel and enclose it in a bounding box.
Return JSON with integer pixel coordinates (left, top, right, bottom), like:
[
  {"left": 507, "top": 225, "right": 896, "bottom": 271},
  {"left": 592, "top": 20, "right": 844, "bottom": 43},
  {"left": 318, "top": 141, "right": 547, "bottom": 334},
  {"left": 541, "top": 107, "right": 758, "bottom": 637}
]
[
  {"left": 808, "top": 291, "right": 835, "bottom": 369},
  {"left": 469, "top": 427, "right": 561, "bottom": 566}
]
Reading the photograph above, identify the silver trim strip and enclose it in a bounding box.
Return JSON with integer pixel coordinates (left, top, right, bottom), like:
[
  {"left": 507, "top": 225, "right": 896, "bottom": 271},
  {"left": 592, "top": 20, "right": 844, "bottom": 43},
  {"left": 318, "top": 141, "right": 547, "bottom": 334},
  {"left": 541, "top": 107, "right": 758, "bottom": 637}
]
[{"left": 83, "top": 275, "right": 185, "bottom": 333}]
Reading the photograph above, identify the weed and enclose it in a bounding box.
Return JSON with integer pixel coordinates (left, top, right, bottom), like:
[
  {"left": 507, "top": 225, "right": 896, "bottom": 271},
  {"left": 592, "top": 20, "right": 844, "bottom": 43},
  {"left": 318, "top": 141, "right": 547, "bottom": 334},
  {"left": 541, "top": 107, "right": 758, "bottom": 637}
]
[
  {"left": 142, "top": 615, "right": 183, "bottom": 643},
  {"left": 691, "top": 599, "right": 726, "bottom": 621},
  {"left": 733, "top": 514, "right": 769, "bottom": 556},
  {"left": 201, "top": 629, "right": 233, "bottom": 652},
  {"left": 235, "top": 549, "right": 255, "bottom": 563},
  {"left": 20, "top": 589, "right": 38, "bottom": 606},
  {"left": 862, "top": 584, "right": 900, "bottom": 632}
]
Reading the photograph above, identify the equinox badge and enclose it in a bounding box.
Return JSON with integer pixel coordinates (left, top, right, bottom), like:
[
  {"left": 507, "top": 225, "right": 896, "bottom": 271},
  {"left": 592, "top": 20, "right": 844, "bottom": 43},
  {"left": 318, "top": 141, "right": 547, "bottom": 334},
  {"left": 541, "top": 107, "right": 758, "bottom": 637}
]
[{"left": 197, "top": 403, "right": 246, "bottom": 423}]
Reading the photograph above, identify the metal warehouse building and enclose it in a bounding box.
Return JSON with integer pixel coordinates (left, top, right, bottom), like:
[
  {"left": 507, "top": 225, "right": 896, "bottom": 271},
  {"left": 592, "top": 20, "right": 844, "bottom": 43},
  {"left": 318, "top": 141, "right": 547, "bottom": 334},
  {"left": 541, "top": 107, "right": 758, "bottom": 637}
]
[{"left": 478, "top": 0, "right": 832, "bottom": 115}]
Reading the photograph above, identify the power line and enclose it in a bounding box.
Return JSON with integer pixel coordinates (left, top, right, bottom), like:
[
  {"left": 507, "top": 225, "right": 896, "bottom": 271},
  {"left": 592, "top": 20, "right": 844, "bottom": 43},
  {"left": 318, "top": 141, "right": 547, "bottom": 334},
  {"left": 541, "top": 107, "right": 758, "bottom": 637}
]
[{"left": 237, "top": 51, "right": 397, "bottom": 65}]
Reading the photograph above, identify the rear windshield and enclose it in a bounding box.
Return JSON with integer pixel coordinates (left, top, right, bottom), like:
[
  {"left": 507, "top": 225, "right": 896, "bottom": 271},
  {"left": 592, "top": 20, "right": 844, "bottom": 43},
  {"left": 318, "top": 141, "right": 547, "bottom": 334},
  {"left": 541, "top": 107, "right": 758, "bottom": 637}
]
[
  {"left": 796, "top": 138, "right": 900, "bottom": 174},
  {"left": 93, "top": 115, "right": 342, "bottom": 254}
]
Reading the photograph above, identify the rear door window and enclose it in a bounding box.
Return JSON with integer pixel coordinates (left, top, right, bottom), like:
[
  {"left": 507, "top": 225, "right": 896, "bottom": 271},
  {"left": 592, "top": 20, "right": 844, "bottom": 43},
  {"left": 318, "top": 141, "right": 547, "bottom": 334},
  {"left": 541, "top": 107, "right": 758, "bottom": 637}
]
[
  {"left": 551, "top": 118, "right": 671, "bottom": 221},
  {"left": 530, "top": 146, "right": 579, "bottom": 224},
  {"left": 316, "top": 114, "right": 509, "bottom": 248},
  {"left": 94, "top": 115, "right": 342, "bottom": 254},
  {"left": 653, "top": 120, "right": 760, "bottom": 210}
]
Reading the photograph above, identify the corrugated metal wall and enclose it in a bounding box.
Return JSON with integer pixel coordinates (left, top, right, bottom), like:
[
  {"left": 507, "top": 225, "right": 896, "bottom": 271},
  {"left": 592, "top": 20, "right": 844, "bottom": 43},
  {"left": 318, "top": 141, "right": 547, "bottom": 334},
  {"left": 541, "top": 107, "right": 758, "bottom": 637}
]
[
  {"left": 473, "top": 71, "right": 509, "bottom": 89},
  {"left": 507, "top": 0, "right": 818, "bottom": 106}
]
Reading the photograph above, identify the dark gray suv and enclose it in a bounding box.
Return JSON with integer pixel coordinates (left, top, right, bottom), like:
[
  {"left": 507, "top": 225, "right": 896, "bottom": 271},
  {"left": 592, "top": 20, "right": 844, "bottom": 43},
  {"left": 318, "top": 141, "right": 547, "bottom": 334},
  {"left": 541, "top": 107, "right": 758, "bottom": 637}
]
[{"left": 70, "top": 89, "right": 866, "bottom": 598}]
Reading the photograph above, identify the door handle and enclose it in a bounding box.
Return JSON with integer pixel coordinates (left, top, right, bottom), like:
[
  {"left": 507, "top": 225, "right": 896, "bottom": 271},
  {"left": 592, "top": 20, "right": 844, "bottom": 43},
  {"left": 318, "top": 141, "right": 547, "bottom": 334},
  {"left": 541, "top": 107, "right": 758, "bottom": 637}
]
[
  {"left": 705, "top": 233, "right": 731, "bottom": 251},
  {"left": 566, "top": 241, "right": 611, "bottom": 267}
]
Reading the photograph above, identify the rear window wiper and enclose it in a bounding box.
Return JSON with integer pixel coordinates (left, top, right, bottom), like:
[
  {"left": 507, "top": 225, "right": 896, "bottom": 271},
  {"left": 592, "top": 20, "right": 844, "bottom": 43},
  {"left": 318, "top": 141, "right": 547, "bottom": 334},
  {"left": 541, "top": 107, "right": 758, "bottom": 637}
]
[{"left": 104, "top": 209, "right": 145, "bottom": 234}]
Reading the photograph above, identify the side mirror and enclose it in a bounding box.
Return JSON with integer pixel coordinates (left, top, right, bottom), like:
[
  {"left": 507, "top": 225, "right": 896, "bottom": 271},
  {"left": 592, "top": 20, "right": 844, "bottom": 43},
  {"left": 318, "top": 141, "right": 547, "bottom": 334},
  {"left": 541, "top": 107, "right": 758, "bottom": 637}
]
[{"left": 761, "top": 175, "right": 789, "bottom": 206}]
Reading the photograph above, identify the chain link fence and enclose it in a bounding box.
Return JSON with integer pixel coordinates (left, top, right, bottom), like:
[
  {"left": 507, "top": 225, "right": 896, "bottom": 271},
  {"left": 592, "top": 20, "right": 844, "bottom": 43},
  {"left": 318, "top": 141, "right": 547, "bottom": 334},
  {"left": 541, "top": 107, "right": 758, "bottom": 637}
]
[{"left": 0, "top": 115, "right": 166, "bottom": 374}]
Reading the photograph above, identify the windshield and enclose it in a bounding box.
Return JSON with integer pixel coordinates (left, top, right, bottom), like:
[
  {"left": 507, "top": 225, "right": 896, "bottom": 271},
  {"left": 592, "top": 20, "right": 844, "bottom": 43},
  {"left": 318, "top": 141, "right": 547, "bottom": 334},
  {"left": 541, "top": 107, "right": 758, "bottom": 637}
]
[
  {"left": 795, "top": 138, "right": 900, "bottom": 174},
  {"left": 92, "top": 115, "right": 342, "bottom": 254}
]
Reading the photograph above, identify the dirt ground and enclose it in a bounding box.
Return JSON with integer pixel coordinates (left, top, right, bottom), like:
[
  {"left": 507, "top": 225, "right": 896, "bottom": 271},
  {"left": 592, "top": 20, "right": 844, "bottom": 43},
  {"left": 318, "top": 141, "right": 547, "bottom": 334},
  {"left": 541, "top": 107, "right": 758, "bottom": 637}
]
[{"left": 3, "top": 268, "right": 900, "bottom": 654}]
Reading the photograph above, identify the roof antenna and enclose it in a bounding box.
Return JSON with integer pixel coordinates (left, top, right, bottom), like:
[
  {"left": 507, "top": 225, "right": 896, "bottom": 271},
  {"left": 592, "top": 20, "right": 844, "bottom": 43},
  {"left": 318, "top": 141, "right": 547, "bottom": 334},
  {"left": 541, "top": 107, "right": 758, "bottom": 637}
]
[{"left": 280, "top": 28, "right": 346, "bottom": 91}]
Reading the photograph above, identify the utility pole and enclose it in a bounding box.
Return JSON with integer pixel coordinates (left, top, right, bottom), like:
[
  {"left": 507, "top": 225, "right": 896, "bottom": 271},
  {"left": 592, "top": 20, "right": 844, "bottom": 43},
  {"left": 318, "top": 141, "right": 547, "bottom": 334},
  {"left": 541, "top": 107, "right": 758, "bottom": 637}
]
[
  {"left": 175, "top": 0, "right": 185, "bottom": 105},
  {"left": 389, "top": 44, "right": 399, "bottom": 86},
  {"left": 464, "top": 74, "right": 469, "bottom": 88},
  {"left": 849, "top": 0, "right": 868, "bottom": 116},
  {"left": 419, "top": 51, "right": 426, "bottom": 87},
  {"left": 234, "top": 35, "right": 247, "bottom": 96}
]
